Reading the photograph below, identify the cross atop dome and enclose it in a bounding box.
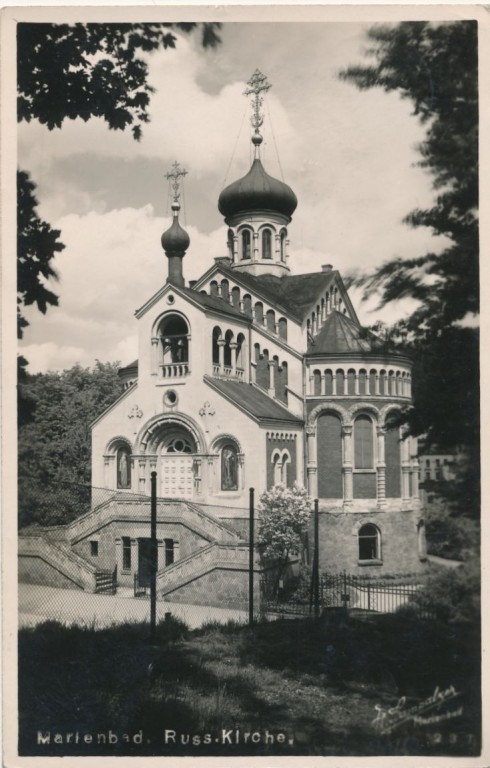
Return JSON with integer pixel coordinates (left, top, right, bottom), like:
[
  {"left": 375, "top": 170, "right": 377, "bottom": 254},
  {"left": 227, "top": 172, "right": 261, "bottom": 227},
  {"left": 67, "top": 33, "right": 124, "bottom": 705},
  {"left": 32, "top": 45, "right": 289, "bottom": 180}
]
[
  {"left": 165, "top": 161, "right": 188, "bottom": 213},
  {"left": 244, "top": 69, "right": 271, "bottom": 156}
]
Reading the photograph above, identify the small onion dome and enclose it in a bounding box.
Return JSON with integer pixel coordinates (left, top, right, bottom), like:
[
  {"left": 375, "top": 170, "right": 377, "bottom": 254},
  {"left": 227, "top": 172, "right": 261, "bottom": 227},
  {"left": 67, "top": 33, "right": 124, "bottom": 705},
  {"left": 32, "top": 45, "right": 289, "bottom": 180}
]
[
  {"left": 161, "top": 210, "right": 190, "bottom": 256},
  {"left": 218, "top": 158, "right": 297, "bottom": 221}
]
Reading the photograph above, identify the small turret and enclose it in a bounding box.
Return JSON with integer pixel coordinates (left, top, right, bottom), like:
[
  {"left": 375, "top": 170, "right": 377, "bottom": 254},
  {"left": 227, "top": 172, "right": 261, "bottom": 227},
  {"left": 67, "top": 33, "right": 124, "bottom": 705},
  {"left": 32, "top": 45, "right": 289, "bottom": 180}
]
[{"left": 161, "top": 162, "right": 189, "bottom": 288}]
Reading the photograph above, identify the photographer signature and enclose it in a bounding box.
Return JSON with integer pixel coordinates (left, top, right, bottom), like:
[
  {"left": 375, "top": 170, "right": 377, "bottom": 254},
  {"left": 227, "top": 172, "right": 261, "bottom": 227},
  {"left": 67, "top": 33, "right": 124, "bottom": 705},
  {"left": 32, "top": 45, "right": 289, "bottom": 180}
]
[{"left": 372, "top": 685, "right": 462, "bottom": 734}]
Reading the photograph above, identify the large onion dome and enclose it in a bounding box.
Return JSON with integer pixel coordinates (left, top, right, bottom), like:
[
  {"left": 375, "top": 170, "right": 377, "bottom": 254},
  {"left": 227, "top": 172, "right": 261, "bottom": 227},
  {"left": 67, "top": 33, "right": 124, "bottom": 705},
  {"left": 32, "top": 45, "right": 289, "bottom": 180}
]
[{"left": 218, "top": 158, "right": 298, "bottom": 221}]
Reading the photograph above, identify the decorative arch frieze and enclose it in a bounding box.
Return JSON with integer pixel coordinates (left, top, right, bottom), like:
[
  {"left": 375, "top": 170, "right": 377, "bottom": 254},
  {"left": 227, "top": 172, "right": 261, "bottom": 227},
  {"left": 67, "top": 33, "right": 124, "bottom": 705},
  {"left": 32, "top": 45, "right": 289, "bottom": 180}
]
[
  {"left": 379, "top": 403, "right": 403, "bottom": 426},
  {"left": 210, "top": 433, "right": 243, "bottom": 455},
  {"left": 104, "top": 435, "right": 133, "bottom": 454},
  {"left": 308, "top": 402, "right": 351, "bottom": 427},
  {"left": 348, "top": 402, "right": 381, "bottom": 422},
  {"left": 151, "top": 308, "right": 190, "bottom": 337},
  {"left": 350, "top": 517, "right": 386, "bottom": 536},
  {"left": 135, "top": 412, "right": 207, "bottom": 455}
]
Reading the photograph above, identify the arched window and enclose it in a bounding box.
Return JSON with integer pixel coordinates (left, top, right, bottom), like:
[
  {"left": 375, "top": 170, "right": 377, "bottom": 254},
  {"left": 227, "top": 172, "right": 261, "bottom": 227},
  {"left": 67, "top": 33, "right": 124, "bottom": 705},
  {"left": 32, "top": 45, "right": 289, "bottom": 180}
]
[
  {"left": 347, "top": 369, "right": 356, "bottom": 395},
  {"left": 220, "top": 280, "right": 229, "bottom": 301},
  {"left": 224, "top": 330, "right": 233, "bottom": 368},
  {"left": 324, "top": 369, "right": 333, "bottom": 396},
  {"left": 266, "top": 309, "right": 275, "bottom": 332},
  {"left": 159, "top": 314, "right": 189, "bottom": 364},
  {"left": 354, "top": 415, "right": 374, "bottom": 469},
  {"left": 117, "top": 446, "right": 131, "bottom": 489},
  {"left": 313, "top": 369, "right": 321, "bottom": 395},
  {"left": 272, "top": 451, "right": 290, "bottom": 486},
  {"left": 221, "top": 443, "right": 239, "bottom": 491},
  {"left": 317, "top": 413, "right": 343, "bottom": 498},
  {"left": 212, "top": 326, "right": 221, "bottom": 365},
  {"left": 262, "top": 229, "right": 272, "bottom": 259},
  {"left": 241, "top": 229, "right": 251, "bottom": 260},
  {"left": 231, "top": 286, "right": 240, "bottom": 308},
  {"left": 358, "top": 524, "right": 381, "bottom": 561},
  {"left": 254, "top": 302, "right": 264, "bottom": 324},
  {"left": 243, "top": 294, "right": 252, "bottom": 316},
  {"left": 236, "top": 333, "right": 245, "bottom": 370},
  {"left": 278, "top": 317, "right": 287, "bottom": 340},
  {"left": 280, "top": 231, "right": 286, "bottom": 262}
]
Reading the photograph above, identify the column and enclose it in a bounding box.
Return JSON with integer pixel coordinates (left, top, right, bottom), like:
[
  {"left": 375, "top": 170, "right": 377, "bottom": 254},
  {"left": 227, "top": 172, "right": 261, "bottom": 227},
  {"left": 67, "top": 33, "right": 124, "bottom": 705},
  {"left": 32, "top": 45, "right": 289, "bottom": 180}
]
[
  {"left": 217, "top": 339, "right": 225, "bottom": 374},
  {"left": 332, "top": 372, "right": 337, "bottom": 396},
  {"left": 250, "top": 362, "right": 257, "bottom": 384},
  {"left": 306, "top": 426, "right": 318, "bottom": 499},
  {"left": 138, "top": 458, "right": 147, "bottom": 494},
  {"left": 375, "top": 373, "right": 380, "bottom": 396},
  {"left": 274, "top": 233, "right": 280, "bottom": 260},
  {"left": 233, "top": 235, "right": 238, "bottom": 261},
  {"left": 321, "top": 373, "right": 326, "bottom": 395},
  {"left": 157, "top": 540, "right": 165, "bottom": 571},
  {"left": 104, "top": 455, "right": 114, "bottom": 488},
  {"left": 365, "top": 374, "right": 371, "bottom": 396},
  {"left": 376, "top": 427, "right": 386, "bottom": 508},
  {"left": 253, "top": 231, "right": 259, "bottom": 261},
  {"left": 343, "top": 373, "right": 348, "bottom": 396},
  {"left": 401, "top": 438, "right": 411, "bottom": 500},
  {"left": 115, "top": 537, "right": 122, "bottom": 574},
  {"left": 411, "top": 460, "right": 420, "bottom": 500},
  {"left": 186, "top": 334, "right": 191, "bottom": 374},
  {"left": 342, "top": 425, "right": 353, "bottom": 504},
  {"left": 229, "top": 342, "right": 237, "bottom": 375},
  {"left": 354, "top": 372, "right": 360, "bottom": 396},
  {"left": 130, "top": 538, "right": 138, "bottom": 577},
  {"left": 151, "top": 337, "right": 159, "bottom": 375},
  {"left": 268, "top": 360, "right": 276, "bottom": 397}
]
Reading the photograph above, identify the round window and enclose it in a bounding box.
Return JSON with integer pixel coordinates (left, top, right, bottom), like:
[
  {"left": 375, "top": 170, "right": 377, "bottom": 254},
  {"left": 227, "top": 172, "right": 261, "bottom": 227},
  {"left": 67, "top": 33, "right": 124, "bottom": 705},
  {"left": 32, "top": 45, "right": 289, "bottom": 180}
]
[
  {"left": 164, "top": 390, "right": 178, "bottom": 407},
  {"left": 167, "top": 294, "right": 175, "bottom": 305}
]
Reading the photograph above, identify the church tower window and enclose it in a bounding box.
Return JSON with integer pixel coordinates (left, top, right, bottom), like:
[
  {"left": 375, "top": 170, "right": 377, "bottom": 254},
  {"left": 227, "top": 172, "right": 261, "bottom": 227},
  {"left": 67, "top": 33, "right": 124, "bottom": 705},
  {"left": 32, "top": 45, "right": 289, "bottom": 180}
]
[
  {"left": 280, "top": 230, "right": 286, "bottom": 262},
  {"left": 262, "top": 229, "right": 272, "bottom": 259},
  {"left": 241, "top": 229, "right": 251, "bottom": 260},
  {"left": 159, "top": 314, "right": 189, "bottom": 364}
]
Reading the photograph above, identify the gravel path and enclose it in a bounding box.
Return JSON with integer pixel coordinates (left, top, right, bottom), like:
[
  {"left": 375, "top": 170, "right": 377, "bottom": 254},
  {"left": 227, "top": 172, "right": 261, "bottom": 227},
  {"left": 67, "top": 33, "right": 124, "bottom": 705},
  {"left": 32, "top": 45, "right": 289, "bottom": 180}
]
[{"left": 18, "top": 583, "right": 247, "bottom": 630}]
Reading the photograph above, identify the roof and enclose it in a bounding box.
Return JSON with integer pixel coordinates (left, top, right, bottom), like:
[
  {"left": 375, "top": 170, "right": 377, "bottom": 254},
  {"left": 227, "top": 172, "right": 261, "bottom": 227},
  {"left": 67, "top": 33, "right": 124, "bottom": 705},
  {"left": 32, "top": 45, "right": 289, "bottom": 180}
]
[
  {"left": 179, "top": 286, "right": 245, "bottom": 319},
  {"left": 119, "top": 360, "right": 138, "bottom": 376},
  {"left": 204, "top": 376, "right": 303, "bottom": 425},
  {"left": 216, "top": 264, "right": 337, "bottom": 322},
  {"left": 307, "top": 311, "right": 388, "bottom": 354}
]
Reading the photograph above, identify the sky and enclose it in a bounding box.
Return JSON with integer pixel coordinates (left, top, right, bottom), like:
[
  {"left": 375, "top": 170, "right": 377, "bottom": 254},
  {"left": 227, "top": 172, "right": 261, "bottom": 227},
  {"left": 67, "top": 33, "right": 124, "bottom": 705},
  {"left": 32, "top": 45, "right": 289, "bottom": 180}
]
[{"left": 18, "top": 21, "right": 448, "bottom": 373}]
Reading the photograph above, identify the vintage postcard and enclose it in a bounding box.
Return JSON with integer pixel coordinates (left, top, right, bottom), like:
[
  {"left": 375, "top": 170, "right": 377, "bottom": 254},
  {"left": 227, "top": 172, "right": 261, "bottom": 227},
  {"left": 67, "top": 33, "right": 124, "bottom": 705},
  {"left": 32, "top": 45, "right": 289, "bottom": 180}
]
[{"left": 1, "top": 3, "right": 487, "bottom": 766}]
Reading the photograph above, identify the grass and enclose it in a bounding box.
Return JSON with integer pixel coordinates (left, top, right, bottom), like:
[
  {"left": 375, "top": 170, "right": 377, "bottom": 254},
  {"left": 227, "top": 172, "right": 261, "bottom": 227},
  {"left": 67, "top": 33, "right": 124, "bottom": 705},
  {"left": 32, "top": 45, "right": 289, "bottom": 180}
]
[{"left": 18, "top": 613, "right": 481, "bottom": 757}]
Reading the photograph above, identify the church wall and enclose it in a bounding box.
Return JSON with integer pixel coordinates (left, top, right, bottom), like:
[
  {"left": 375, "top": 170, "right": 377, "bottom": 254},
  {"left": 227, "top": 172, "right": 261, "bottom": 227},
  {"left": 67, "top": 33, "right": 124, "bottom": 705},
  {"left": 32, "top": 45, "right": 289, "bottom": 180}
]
[
  {"left": 353, "top": 473, "right": 377, "bottom": 498},
  {"left": 315, "top": 509, "right": 426, "bottom": 575}
]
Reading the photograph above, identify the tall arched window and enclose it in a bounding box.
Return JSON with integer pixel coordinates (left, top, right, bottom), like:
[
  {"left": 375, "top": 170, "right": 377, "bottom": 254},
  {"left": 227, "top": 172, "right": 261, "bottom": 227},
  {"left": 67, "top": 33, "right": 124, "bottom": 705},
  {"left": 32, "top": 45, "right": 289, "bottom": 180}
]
[
  {"left": 272, "top": 451, "right": 290, "bottom": 486},
  {"left": 117, "top": 446, "right": 131, "bottom": 489},
  {"left": 262, "top": 229, "right": 272, "bottom": 259},
  {"left": 241, "top": 229, "right": 251, "bottom": 260},
  {"left": 224, "top": 330, "right": 233, "bottom": 368},
  {"left": 280, "top": 231, "right": 286, "bottom": 262},
  {"left": 317, "top": 413, "right": 343, "bottom": 498},
  {"left": 221, "top": 443, "right": 239, "bottom": 490},
  {"left": 358, "top": 524, "right": 381, "bottom": 561},
  {"left": 212, "top": 326, "right": 221, "bottom": 365},
  {"left": 354, "top": 415, "right": 374, "bottom": 469}
]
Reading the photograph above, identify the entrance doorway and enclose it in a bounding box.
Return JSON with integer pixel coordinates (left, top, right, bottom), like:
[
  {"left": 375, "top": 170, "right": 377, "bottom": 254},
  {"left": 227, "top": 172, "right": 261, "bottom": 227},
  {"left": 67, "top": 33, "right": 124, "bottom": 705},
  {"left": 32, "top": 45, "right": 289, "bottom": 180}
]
[
  {"left": 137, "top": 538, "right": 155, "bottom": 588},
  {"left": 161, "top": 455, "right": 195, "bottom": 498}
]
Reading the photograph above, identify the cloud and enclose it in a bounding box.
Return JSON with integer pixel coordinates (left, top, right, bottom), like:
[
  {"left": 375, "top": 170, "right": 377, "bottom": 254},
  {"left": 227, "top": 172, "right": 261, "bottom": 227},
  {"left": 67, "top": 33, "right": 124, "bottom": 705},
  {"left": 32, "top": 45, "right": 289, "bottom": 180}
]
[{"left": 19, "top": 205, "right": 228, "bottom": 371}]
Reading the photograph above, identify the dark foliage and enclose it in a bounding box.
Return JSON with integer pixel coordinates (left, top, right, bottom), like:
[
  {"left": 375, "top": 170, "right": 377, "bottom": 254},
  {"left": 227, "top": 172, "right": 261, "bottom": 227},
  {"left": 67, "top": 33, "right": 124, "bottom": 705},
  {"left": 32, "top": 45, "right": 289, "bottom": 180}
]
[
  {"left": 17, "top": 170, "right": 64, "bottom": 340},
  {"left": 18, "top": 361, "right": 124, "bottom": 527},
  {"left": 18, "top": 22, "right": 221, "bottom": 140}
]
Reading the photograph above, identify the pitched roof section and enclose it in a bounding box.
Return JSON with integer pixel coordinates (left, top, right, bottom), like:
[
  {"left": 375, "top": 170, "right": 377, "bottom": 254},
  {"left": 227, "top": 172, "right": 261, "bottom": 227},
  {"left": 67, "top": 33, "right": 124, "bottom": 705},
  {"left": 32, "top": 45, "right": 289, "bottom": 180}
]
[
  {"left": 179, "top": 286, "right": 245, "bottom": 319},
  {"left": 204, "top": 376, "right": 303, "bottom": 425},
  {"left": 307, "top": 311, "right": 385, "bottom": 354},
  {"left": 212, "top": 264, "right": 337, "bottom": 322}
]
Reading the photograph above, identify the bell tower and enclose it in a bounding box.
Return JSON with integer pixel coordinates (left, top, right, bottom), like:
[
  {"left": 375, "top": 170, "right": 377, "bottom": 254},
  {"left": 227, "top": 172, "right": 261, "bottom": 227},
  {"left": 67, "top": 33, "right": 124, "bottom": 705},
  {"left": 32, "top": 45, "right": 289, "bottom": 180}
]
[{"left": 218, "top": 70, "right": 297, "bottom": 278}]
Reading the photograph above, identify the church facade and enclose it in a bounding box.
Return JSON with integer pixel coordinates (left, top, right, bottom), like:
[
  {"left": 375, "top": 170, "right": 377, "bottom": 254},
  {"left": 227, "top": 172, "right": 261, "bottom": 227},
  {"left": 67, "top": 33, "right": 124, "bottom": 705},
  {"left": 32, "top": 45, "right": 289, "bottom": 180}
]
[{"left": 19, "top": 71, "right": 426, "bottom": 604}]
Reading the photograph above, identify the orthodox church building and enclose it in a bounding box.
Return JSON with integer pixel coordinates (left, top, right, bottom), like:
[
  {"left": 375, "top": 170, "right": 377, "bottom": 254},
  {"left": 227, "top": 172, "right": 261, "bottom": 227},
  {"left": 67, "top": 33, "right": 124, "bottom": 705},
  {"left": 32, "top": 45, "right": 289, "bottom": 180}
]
[{"left": 19, "top": 72, "right": 426, "bottom": 604}]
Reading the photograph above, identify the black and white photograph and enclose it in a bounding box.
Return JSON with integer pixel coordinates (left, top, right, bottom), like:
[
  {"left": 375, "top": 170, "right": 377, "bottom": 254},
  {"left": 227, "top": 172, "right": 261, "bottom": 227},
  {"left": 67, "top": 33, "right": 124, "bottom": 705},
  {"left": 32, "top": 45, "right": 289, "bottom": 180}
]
[{"left": 1, "top": 4, "right": 486, "bottom": 764}]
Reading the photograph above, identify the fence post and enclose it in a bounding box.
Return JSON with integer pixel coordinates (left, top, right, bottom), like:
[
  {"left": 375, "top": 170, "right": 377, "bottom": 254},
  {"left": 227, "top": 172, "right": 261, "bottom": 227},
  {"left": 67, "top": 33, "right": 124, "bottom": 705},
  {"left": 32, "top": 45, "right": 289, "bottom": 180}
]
[
  {"left": 150, "top": 471, "right": 157, "bottom": 641},
  {"left": 313, "top": 499, "right": 320, "bottom": 619},
  {"left": 249, "top": 487, "right": 255, "bottom": 626}
]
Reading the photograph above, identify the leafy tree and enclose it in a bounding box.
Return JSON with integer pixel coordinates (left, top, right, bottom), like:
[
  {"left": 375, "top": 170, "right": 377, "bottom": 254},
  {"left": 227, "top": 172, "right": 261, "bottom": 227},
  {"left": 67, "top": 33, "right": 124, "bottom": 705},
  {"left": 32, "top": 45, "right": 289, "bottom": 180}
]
[
  {"left": 340, "top": 21, "right": 480, "bottom": 579},
  {"left": 18, "top": 361, "right": 124, "bottom": 527},
  {"left": 17, "top": 170, "right": 65, "bottom": 340},
  {"left": 17, "top": 22, "right": 221, "bottom": 347},
  {"left": 257, "top": 484, "right": 311, "bottom": 595},
  {"left": 18, "top": 22, "right": 221, "bottom": 140},
  {"left": 340, "top": 21, "right": 478, "bottom": 336}
]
